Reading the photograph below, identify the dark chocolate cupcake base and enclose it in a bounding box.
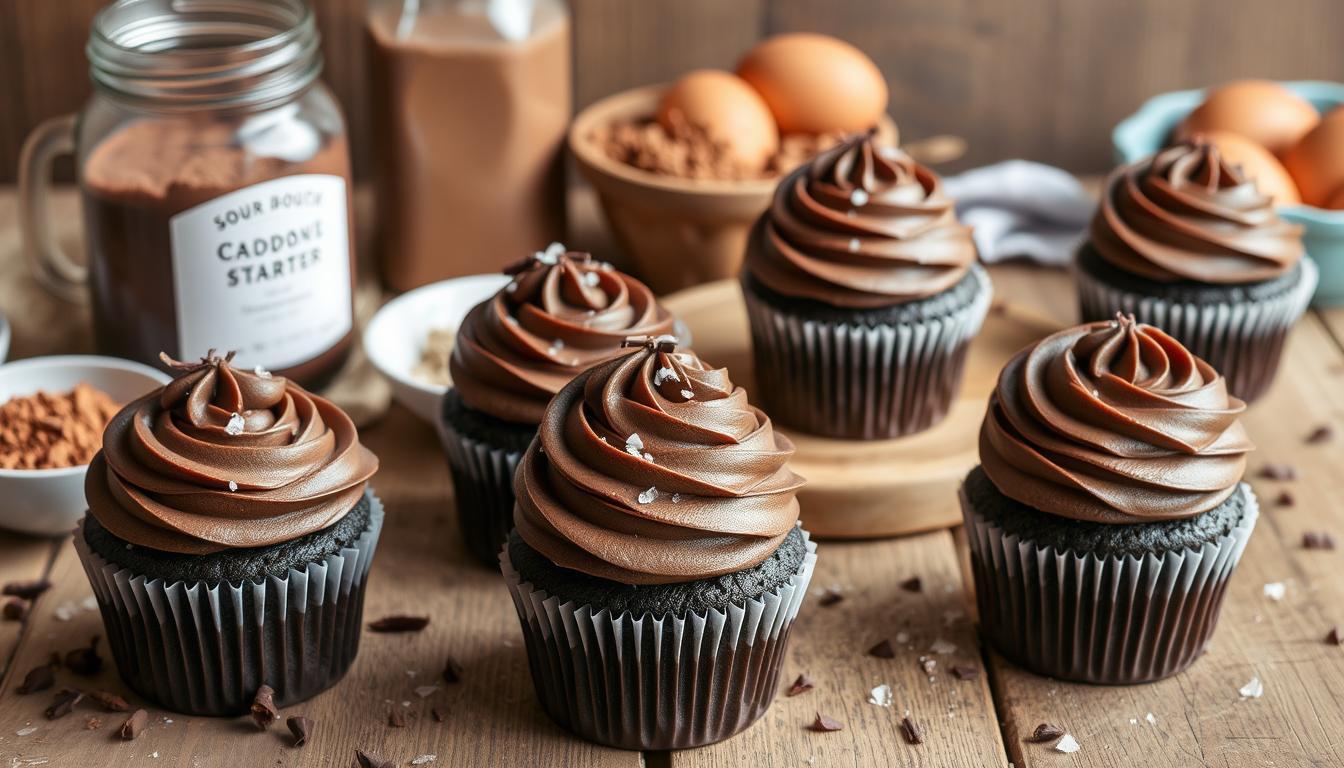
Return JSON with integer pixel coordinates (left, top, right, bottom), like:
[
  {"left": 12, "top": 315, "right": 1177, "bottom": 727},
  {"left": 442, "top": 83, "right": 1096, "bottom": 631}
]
[
  {"left": 73, "top": 491, "right": 384, "bottom": 716},
  {"left": 500, "top": 527, "right": 817, "bottom": 750},
  {"left": 1075, "top": 245, "right": 1317, "bottom": 403},
  {"left": 960, "top": 468, "right": 1257, "bottom": 684}
]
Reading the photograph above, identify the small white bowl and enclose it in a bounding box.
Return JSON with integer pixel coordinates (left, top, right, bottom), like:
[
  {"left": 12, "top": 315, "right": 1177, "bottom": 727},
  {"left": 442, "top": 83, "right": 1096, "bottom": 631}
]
[
  {"left": 364, "top": 274, "right": 511, "bottom": 424},
  {"left": 0, "top": 355, "right": 170, "bottom": 536}
]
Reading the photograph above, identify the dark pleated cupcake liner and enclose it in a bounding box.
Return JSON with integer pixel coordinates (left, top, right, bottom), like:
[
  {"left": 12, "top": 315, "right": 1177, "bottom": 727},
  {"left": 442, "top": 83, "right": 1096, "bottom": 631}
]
[
  {"left": 743, "top": 263, "right": 992, "bottom": 439},
  {"left": 1076, "top": 258, "right": 1317, "bottom": 403},
  {"left": 438, "top": 418, "right": 523, "bottom": 566},
  {"left": 72, "top": 491, "right": 384, "bottom": 716},
  {"left": 500, "top": 528, "right": 817, "bottom": 750},
  {"left": 961, "top": 484, "right": 1258, "bottom": 685}
]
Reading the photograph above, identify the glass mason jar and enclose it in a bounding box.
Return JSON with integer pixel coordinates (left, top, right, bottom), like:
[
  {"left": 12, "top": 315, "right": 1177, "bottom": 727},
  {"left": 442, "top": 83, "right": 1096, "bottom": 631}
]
[
  {"left": 20, "top": 0, "right": 355, "bottom": 388},
  {"left": 366, "top": 0, "right": 571, "bottom": 291}
]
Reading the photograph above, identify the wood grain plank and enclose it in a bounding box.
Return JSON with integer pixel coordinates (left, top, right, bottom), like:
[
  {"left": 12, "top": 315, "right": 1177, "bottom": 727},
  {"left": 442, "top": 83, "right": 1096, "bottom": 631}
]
[
  {"left": 0, "top": 537, "right": 57, "bottom": 685},
  {"left": 667, "top": 531, "right": 1008, "bottom": 768},
  {"left": 0, "top": 407, "right": 642, "bottom": 768},
  {"left": 974, "top": 270, "right": 1344, "bottom": 768}
]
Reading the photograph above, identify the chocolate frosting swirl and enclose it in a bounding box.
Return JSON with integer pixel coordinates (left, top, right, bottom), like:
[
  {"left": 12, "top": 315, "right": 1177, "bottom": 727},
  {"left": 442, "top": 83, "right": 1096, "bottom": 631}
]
[
  {"left": 450, "top": 249, "right": 677, "bottom": 424},
  {"left": 85, "top": 352, "right": 379, "bottom": 554},
  {"left": 980, "top": 316, "right": 1251, "bottom": 524},
  {"left": 1091, "top": 139, "right": 1303, "bottom": 284},
  {"left": 514, "top": 338, "right": 804, "bottom": 585},
  {"left": 745, "top": 133, "right": 976, "bottom": 307}
]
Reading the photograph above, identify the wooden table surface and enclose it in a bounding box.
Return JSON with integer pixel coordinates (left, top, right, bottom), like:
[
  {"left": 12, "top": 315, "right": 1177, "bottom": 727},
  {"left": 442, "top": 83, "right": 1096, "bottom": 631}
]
[{"left": 1, "top": 188, "right": 1343, "bottom": 768}]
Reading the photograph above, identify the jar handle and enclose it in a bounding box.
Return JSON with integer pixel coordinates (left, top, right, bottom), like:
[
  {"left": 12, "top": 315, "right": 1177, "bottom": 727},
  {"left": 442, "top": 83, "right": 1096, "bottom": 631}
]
[{"left": 19, "top": 114, "right": 87, "bottom": 303}]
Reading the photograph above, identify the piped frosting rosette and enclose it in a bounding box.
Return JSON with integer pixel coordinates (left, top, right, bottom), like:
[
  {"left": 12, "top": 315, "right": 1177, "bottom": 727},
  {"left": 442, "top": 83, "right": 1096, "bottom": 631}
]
[{"left": 85, "top": 351, "right": 379, "bottom": 555}]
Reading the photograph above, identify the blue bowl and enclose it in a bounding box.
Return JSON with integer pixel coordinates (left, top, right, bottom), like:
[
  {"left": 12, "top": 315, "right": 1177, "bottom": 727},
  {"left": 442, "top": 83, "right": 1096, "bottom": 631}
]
[{"left": 1112, "top": 80, "right": 1344, "bottom": 306}]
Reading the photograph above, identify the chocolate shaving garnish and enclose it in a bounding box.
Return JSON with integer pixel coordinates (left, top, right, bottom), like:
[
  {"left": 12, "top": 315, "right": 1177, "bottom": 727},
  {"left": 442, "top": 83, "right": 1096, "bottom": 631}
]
[
  {"left": 357, "top": 750, "right": 394, "bottom": 768},
  {"left": 88, "top": 690, "right": 130, "bottom": 712},
  {"left": 621, "top": 334, "right": 679, "bottom": 353},
  {"left": 1304, "top": 531, "right": 1336, "bottom": 550},
  {"left": 84, "top": 717, "right": 103, "bottom": 731},
  {"left": 65, "top": 636, "right": 102, "bottom": 676},
  {"left": 808, "top": 713, "right": 843, "bottom": 732},
  {"left": 1259, "top": 463, "right": 1299, "bottom": 481},
  {"left": 900, "top": 716, "right": 924, "bottom": 745},
  {"left": 2, "top": 580, "right": 52, "bottom": 601},
  {"left": 951, "top": 665, "right": 980, "bottom": 680},
  {"left": 388, "top": 708, "right": 407, "bottom": 728},
  {"left": 818, "top": 587, "right": 844, "bottom": 607},
  {"left": 3, "top": 599, "right": 28, "bottom": 621},
  {"left": 786, "top": 674, "right": 815, "bottom": 697},
  {"left": 1327, "top": 627, "right": 1343, "bottom": 646},
  {"left": 287, "top": 716, "right": 313, "bottom": 747},
  {"left": 1028, "top": 723, "right": 1066, "bottom": 742},
  {"left": 431, "top": 708, "right": 446, "bottom": 723},
  {"left": 868, "top": 638, "right": 896, "bottom": 659},
  {"left": 17, "top": 663, "right": 55, "bottom": 694},
  {"left": 1275, "top": 491, "right": 1295, "bottom": 507},
  {"left": 442, "top": 655, "right": 463, "bottom": 684},
  {"left": 1307, "top": 425, "right": 1334, "bottom": 444},
  {"left": 119, "top": 709, "right": 148, "bottom": 740},
  {"left": 250, "top": 684, "right": 278, "bottom": 730},
  {"left": 368, "top": 615, "right": 430, "bottom": 633},
  {"left": 900, "top": 577, "right": 923, "bottom": 593},
  {"left": 45, "top": 689, "right": 84, "bottom": 720}
]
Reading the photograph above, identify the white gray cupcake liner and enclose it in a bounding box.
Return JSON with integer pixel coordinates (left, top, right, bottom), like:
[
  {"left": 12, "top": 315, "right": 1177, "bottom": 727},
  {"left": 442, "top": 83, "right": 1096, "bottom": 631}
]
[
  {"left": 961, "top": 483, "right": 1258, "bottom": 684},
  {"left": 438, "top": 417, "right": 524, "bottom": 565},
  {"left": 500, "top": 527, "right": 817, "bottom": 750},
  {"left": 73, "top": 490, "right": 384, "bottom": 715},
  {"left": 1076, "top": 258, "right": 1317, "bottom": 403},
  {"left": 744, "top": 263, "right": 992, "bottom": 439}
]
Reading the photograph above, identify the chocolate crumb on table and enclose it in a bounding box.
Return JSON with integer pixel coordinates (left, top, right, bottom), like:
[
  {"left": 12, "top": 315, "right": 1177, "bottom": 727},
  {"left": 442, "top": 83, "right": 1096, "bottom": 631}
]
[
  {"left": 868, "top": 638, "right": 896, "bottom": 659},
  {"left": 900, "top": 576, "right": 923, "bottom": 593},
  {"left": 368, "top": 615, "right": 431, "bottom": 633},
  {"left": 44, "top": 689, "right": 83, "bottom": 720},
  {"left": 88, "top": 690, "right": 130, "bottom": 712},
  {"left": 1028, "top": 723, "right": 1065, "bottom": 742},
  {"left": 818, "top": 587, "right": 844, "bottom": 606},
  {"left": 786, "top": 673, "right": 815, "bottom": 697},
  {"left": 119, "top": 709, "right": 148, "bottom": 740},
  {"left": 1306, "top": 425, "right": 1334, "bottom": 444},
  {"left": 357, "top": 750, "right": 395, "bottom": 768},
  {"left": 1276, "top": 490, "right": 1295, "bottom": 507},
  {"left": 900, "top": 716, "right": 924, "bottom": 745},
  {"left": 808, "top": 713, "right": 843, "bottom": 732},
  {"left": 64, "top": 636, "right": 103, "bottom": 676},
  {"left": 441, "top": 655, "right": 463, "bottom": 684},
  {"left": 286, "top": 715, "right": 313, "bottom": 747},
  {"left": 250, "top": 685, "right": 278, "bottom": 730},
  {"left": 16, "top": 663, "right": 55, "bottom": 694},
  {"left": 1304, "top": 531, "right": 1336, "bottom": 550},
  {"left": 1259, "top": 463, "right": 1299, "bottom": 481}
]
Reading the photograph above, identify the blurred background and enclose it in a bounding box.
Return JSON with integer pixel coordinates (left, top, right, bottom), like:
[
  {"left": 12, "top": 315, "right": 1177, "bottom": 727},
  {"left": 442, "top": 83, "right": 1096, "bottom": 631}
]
[{"left": 4, "top": 0, "right": 1344, "bottom": 182}]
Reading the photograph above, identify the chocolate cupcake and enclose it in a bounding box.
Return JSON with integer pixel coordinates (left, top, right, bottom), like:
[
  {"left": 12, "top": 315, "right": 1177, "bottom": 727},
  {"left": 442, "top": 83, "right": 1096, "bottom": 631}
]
[
  {"left": 441, "top": 250, "right": 679, "bottom": 565},
  {"left": 962, "top": 316, "right": 1257, "bottom": 684},
  {"left": 740, "top": 132, "right": 992, "bottom": 439},
  {"left": 75, "top": 352, "right": 381, "bottom": 715},
  {"left": 502, "top": 337, "right": 815, "bottom": 749},
  {"left": 1076, "top": 138, "right": 1317, "bottom": 403}
]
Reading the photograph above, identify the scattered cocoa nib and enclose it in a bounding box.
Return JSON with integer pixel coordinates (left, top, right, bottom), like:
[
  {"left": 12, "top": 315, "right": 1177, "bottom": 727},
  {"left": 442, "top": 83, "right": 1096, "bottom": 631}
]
[
  {"left": 900, "top": 577, "right": 923, "bottom": 593},
  {"left": 868, "top": 639, "right": 896, "bottom": 659},
  {"left": 368, "top": 615, "right": 430, "bottom": 633},
  {"left": 786, "top": 673, "right": 815, "bottom": 697},
  {"left": 1327, "top": 627, "right": 1343, "bottom": 646},
  {"left": 900, "top": 716, "right": 924, "bottom": 745},
  {"left": 287, "top": 715, "right": 313, "bottom": 747},
  {"left": 1259, "top": 463, "right": 1299, "bottom": 481},
  {"left": 250, "top": 684, "right": 278, "bottom": 730},
  {"left": 17, "top": 663, "right": 55, "bottom": 694},
  {"left": 1028, "top": 723, "right": 1066, "bottom": 742},
  {"left": 84, "top": 717, "right": 103, "bottom": 731},
  {"left": 1307, "top": 425, "right": 1334, "bottom": 444},
  {"left": 88, "top": 690, "right": 130, "bottom": 712},
  {"left": 119, "top": 709, "right": 148, "bottom": 740},
  {"left": 818, "top": 588, "right": 844, "bottom": 607},
  {"left": 2, "top": 580, "right": 52, "bottom": 601},
  {"left": 45, "top": 689, "right": 84, "bottom": 720},
  {"left": 1303, "top": 531, "right": 1336, "bottom": 550},
  {"left": 357, "top": 750, "right": 395, "bottom": 768},
  {"left": 1275, "top": 491, "right": 1295, "bottom": 508},
  {"left": 442, "top": 655, "right": 463, "bottom": 684},
  {"left": 808, "top": 713, "right": 843, "bottom": 732},
  {"left": 951, "top": 665, "right": 980, "bottom": 680},
  {"left": 388, "top": 707, "right": 407, "bottom": 728},
  {"left": 430, "top": 708, "right": 446, "bottom": 723},
  {"left": 65, "top": 636, "right": 103, "bottom": 676},
  {"left": 2, "top": 598, "right": 28, "bottom": 621}
]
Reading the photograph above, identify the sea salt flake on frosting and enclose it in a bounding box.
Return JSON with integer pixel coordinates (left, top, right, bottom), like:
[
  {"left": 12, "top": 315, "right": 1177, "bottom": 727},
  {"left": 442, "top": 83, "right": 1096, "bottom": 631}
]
[
  {"left": 535, "top": 241, "right": 566, "bottom": 264},
  {"left": 654, "top": 367, "right": 680, "bottom": 385},
  {"left": 848, "top": 238, "right": 860, "bottom": 252},
  {"left": 671, "top": 493, "right": 681, "bottom": 504},
  {"left": 868, "top": 684, "right": 893, "bottom": 707},
  {"left": 1055, "top": 734, "right": 1080, "bottom": 753},
  {"left": 637, "top": 486, "right": 658, "bottom": 504},
  {"left": 583, "top": 271, "right": 600, "bottom": 287},
  {"left": 505, "top": 281, "right": 518, "bottom": 293},
  {"left": 225, "top": 412, "right": 245, "bottom": 436},
  {"left": 850, "top": 189, "right": 870, "bottom": 207},
  {"left": 625, "top": 433, "right": 644, "bottom": 452},
  {"left": 253, "top": 366, "right": 272, "bottom": 379},
  {"left": 228, "top": 480, "right": 238, "bottom": 492},
  {"left": 1239, "top": 677, "right": 1264, "bottom": 699},
  {"left": 681, "top": 389, "right": 694, "bottom": 399}
]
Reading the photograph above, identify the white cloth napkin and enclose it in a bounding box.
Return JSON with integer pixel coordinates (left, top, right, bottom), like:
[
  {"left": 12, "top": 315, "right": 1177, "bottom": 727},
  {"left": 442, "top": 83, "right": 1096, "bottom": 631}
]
[{"left": 942, "top": 160, "right": 1095, "bottom": 267}]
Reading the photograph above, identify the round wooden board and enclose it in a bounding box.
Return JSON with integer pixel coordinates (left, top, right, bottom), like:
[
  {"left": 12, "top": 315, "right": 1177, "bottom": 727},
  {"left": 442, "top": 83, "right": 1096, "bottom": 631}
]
[{"left": 663, "top": 279, "right": 1060, "bottom": 539}]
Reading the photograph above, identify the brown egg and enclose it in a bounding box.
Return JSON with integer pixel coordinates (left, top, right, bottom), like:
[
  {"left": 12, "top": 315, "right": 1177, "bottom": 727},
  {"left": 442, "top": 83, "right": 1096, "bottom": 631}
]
[
  {"left": 736, "top": 33, "right": 888, "bottom": 135},
  {"left": 1199, "top": 130, "right": 1300, "bottom": 205},
  {"left": 1283, "top": 106, "right": 1344, "bottom": 208},
  {"left": 1175, "top": 80, "right": 1319, "bottom": 157},
  {"left": 656, "top": 69, "right": 779, "bottom": 171}
]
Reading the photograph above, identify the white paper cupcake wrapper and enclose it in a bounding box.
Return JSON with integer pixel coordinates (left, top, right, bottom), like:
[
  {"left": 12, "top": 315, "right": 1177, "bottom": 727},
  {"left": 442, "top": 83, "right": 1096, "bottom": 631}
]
[
  {"left": 73, "top": 491, "right": 384, "bottom": 715},
  {"left": 1077, "top": 258, "right": 1317, "bottom": 403},
  {"left": 961, "top": 483, "right": 1258, "bottom": 684},
  {"left": 500, "top": 528, "right": 817, "bottom": 750},
  {"left": 438, "top": 417, "right": 524, "bottom": 564},
  {"left": 744, "top": 263, "right": 992, "bottom": 439}
]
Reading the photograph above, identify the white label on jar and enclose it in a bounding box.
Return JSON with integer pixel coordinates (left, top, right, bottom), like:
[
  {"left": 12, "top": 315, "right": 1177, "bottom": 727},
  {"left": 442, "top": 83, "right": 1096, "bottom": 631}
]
[{"left": 169, "top": 174, "right": 351, "bottom": 371}]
